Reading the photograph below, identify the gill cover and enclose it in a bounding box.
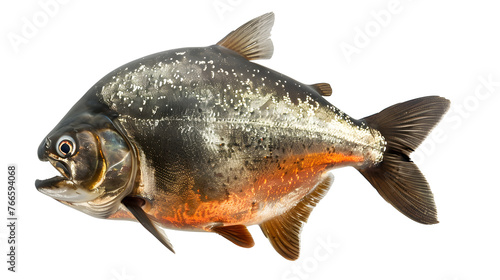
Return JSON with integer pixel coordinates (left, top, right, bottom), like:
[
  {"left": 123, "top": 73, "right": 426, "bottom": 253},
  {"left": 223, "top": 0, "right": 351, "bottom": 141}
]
[{"left": 68, "top": 126, "right": 136, "bottom": 218}]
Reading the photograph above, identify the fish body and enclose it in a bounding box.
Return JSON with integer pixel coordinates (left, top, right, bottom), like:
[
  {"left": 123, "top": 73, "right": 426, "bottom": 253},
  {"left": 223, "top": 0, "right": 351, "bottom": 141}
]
[
  {"left": 36, "top": 13, "right": 449, "bottom": 260},
  {"left": 98, "top": 44, "right": 384, "bottom": 230}
]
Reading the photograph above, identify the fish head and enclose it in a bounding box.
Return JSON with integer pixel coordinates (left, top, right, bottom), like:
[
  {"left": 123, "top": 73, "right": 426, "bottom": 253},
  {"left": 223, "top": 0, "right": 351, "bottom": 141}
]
[{"left": 36, "top": 112, "right": 137, "bottom": 218}]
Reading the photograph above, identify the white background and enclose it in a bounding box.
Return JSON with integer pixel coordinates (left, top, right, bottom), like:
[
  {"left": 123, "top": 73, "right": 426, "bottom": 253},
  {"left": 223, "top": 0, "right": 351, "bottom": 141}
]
[{"left": 1, "top": 1, "right": 499, "bottom": 280}]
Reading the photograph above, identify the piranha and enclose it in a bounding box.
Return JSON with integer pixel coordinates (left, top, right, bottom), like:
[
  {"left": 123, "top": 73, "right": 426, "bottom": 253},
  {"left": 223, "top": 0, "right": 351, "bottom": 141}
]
[{"left": 36, "top": 13, "right": 450, "bottom": 260}]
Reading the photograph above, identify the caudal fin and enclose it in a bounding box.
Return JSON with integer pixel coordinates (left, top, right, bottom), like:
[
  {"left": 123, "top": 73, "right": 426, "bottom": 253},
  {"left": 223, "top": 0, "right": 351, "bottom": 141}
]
[{"left": 358, "top": 96, "right": 450, "bottom": 224}]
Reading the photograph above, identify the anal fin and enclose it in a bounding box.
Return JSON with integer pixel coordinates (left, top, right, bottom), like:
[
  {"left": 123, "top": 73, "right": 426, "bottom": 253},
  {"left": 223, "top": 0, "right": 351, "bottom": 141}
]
[
  {"left": 260, "top": 173, "right": 333, "bottom": 260},
  {"left": 122, "top": 196, "right": 175, "bottom": 253},
  {"left": 311, "top": 83, "right": 333, "bottom": 96},
  {"left": 212, "top": 224, "right": 255, "bottom": 248}
]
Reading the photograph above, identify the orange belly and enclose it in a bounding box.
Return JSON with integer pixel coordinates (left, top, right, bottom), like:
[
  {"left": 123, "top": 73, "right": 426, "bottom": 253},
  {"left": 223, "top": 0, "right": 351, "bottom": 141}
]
[{"left": 110, "top": 151, "right": 365, "bottom": 231}]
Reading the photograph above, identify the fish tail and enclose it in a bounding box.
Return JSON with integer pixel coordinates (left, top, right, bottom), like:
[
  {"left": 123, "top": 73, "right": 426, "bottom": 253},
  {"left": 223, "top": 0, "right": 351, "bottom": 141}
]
[{"left": 358, "top": 96, "right": 450, "bottom": 224}]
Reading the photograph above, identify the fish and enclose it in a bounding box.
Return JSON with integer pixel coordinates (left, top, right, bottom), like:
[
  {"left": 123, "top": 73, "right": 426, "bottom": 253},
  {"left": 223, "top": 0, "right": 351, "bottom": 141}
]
[{"left": 36, "top": 12, "right": 450, "bottom": 260}]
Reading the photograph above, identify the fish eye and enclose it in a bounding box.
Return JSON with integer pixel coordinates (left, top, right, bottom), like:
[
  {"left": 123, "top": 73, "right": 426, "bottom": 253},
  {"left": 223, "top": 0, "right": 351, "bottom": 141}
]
[{"left": 56, "top": 136, "right": 76, "bottom": 157}]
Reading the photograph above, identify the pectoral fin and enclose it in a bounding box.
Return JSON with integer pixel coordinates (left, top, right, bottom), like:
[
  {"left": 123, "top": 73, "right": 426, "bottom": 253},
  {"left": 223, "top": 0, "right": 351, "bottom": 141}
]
[
  {"left": 122, "top": 196, "right": 175, "bottom": 254},
  {"left": 260, "top": 174, "right": 333, "bottom": 260},
  {"left": 212, "top": 224, "right": 255, "bottom": 248}
]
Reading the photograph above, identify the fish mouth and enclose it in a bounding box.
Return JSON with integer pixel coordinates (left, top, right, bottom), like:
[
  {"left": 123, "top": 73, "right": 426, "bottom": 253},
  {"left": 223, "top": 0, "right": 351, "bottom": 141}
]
[
  {"left": 35, "top": 161, "right": 73, "bottom": 197},
  {"left": 35, "top": 159, "right": 79, "bottom": 202},
  {"left": 36, "top": 158, "right": 73, "bottom": 188},
  {"left": 36, "top": 158, "right": 102, "bottom": 203}
]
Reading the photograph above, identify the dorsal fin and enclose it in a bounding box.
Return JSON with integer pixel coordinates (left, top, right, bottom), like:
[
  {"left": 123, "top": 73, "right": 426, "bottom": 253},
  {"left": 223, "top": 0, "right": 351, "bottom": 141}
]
[
  {"left": 260, "top": 174, "right": 333, "bottom": 260},
  {"left": 311, "top": 83, "right": 333, "bottom": 96},
  {"left": 216, "top": 12, "right": 274, "bottom": 60},
  {"left": 212, "top": 224, "right": 255, "bottom": 248}
]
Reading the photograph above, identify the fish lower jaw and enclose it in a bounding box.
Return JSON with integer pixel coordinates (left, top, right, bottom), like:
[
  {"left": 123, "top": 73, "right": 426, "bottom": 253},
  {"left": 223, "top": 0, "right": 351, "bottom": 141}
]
[
  {"left": 35, "top": 176, "right": 101, "bottom": 203},
  {"left": 35, "top": 176, "right": 76, "bottom": 201}
]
